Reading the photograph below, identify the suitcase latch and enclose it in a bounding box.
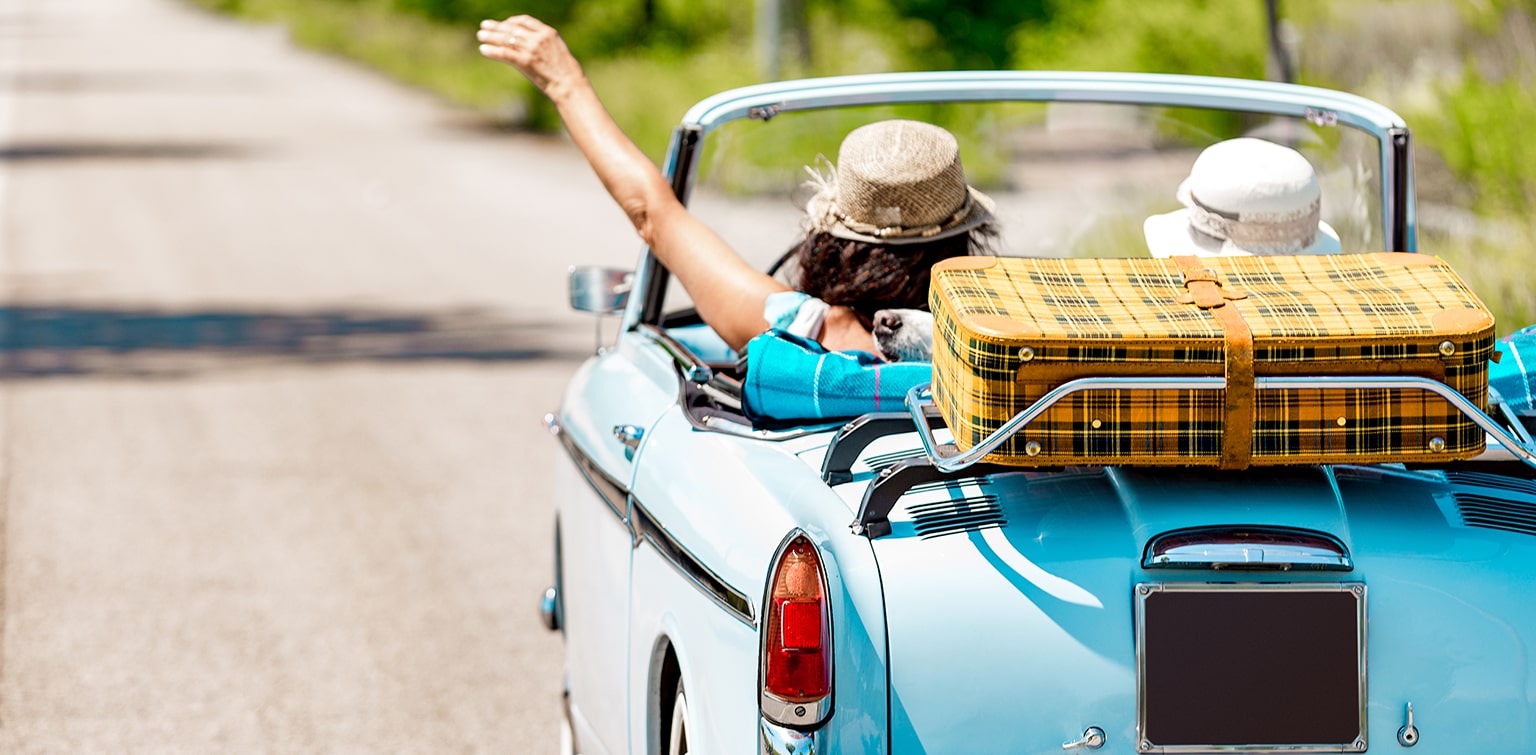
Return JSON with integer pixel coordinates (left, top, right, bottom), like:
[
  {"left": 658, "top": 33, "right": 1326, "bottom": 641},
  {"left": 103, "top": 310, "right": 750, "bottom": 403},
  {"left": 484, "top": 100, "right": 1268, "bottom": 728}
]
[{"left": 1177, "top": 268, "right": 1248, "bottom": 309}]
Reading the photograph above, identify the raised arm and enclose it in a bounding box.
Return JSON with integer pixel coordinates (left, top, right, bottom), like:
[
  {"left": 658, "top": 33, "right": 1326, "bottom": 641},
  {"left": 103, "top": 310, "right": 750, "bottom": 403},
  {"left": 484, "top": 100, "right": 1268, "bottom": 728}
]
[{"left": 477, "top": 15, "right": 789, "bottom": 351}]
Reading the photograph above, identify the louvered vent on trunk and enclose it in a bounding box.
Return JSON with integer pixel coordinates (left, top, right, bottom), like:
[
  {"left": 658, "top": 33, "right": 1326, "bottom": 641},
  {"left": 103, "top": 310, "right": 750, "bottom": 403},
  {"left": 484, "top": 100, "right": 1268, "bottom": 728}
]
[
  {"left": 1448, "top": 493, "right": 1536, "bottom": 537},
  {"left": 902, "top": 476, "right": 1004, "bottom": 539},
  {"left": 1443, "top": 472, "right": 1536, "bottom": 537},
  {"left": 864, "top": 448, "right": 925, "bottom": 471},
  {"left": 1443, "top": 471, "right": 1536, "bottom": 497}
]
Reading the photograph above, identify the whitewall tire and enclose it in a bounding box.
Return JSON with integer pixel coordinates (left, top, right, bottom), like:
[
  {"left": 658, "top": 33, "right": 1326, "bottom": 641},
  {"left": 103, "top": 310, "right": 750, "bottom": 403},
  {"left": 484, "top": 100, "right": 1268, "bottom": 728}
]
[{"left": 667, "top": 686, "right": 690, "bottom": 755}]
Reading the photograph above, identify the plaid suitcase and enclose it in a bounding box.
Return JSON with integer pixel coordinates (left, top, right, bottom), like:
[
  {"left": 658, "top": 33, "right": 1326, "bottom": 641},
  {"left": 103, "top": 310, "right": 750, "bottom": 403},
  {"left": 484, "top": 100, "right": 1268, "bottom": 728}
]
[{"left": 930, "top": 253, "right": 1495, "bottom": 469}]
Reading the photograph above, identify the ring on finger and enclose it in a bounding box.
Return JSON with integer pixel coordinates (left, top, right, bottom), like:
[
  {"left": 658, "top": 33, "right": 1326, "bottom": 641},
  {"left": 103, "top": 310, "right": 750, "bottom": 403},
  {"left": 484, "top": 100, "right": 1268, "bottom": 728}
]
[{"left": 507, "top": 33, "right": 520, "bottom": 47}]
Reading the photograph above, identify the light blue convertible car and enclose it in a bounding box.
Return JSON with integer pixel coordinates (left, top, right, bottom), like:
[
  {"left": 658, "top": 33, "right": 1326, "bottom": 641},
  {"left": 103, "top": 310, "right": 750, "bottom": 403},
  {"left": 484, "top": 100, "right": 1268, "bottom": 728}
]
[{"left": 542, "top": 72, "right": 1536, "bottom": 754}]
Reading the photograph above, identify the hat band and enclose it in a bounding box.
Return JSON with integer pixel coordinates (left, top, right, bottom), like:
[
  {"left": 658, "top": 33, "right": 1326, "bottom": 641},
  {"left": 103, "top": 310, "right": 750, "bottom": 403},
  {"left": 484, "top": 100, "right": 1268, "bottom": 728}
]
[
  {"left": 829, "top": 193, "right": 975, "bottom": 240},
  {"left": 1186, "top": 192, "right": 1322, "bottom": 254}
]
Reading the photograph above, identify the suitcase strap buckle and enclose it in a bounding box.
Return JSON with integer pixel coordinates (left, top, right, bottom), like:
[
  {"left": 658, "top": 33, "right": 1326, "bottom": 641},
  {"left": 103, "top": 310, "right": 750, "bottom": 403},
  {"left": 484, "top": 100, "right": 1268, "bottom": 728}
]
[{"left": 1176, "top": 267, "right": 1249, "bottom": 309}]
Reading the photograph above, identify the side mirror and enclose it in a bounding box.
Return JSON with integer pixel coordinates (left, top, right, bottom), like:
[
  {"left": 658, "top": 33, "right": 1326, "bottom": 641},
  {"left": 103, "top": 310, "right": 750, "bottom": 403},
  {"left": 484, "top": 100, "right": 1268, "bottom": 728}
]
[{"left": 568, "top": 266, "right": 633, "bottom": 315}]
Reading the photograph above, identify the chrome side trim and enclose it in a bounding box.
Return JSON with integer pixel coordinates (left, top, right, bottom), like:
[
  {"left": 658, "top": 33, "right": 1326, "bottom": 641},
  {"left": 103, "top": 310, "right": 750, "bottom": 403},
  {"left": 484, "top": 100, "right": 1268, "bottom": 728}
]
[
  {"left": 630, "top": 500, "right": 755, "bottom": 627},
  {"left": 547, "top": 413, "right": 628, "bottom": 522},
  {"left": 1133, "top": 582, "right": 1368, "bottom": 754},
  {"left": 906, "top": 377, "right": 1536, "bottom": 473},
  {"left": 761, "top": 718, "right": 819, "bottom": 755},
  {"left": 699, "top": 414, "right": 846, "bottom": 441},
  {"left": 637, "top": 323, "right": 719, "bottom": 386},
  {"left": 635, "top": 323, "right": 847, "bottom": 441}
]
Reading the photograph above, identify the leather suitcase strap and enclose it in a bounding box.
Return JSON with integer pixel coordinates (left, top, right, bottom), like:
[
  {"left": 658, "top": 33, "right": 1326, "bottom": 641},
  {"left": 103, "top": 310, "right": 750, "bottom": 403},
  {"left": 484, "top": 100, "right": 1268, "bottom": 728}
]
[{"left": 1171, "top": 256, "right": 1254, "bottom": 469}]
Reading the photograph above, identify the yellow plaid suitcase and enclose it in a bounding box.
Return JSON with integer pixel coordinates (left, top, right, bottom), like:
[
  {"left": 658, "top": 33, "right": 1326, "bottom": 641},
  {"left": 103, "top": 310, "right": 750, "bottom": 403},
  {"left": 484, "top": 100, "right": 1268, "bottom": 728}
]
[{"left": 929, "top": 253, "right": 1496, "bottom": 469}]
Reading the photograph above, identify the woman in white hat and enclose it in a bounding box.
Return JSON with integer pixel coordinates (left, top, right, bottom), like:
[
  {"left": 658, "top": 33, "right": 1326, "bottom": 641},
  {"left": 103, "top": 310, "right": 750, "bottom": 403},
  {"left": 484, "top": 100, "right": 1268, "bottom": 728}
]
[
  {"left": 477, "top": 15, "right": 994, "bottom": 354},
  {"left": 1144, "top": 137, "right": 1341, "bottom": 258}
]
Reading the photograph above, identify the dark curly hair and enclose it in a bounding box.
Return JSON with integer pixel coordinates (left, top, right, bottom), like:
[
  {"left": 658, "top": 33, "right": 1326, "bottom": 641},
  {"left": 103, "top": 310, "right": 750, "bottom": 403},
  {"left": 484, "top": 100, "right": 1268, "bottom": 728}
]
[{"left": 784, "top": 227, "right": 996, "bottom": 327}]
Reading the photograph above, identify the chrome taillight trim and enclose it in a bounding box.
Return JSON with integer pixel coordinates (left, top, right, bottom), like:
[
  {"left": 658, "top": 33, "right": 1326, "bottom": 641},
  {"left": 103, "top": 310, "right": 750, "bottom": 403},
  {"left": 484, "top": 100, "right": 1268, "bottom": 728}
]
[
  {"left": 758, "top": 530, "right": 834, "bottom": 729},
  {"left": 759, "top": 693, "right": 832, "bottom": 730},
  {"left": 1144, "top": 527, "right": 1353, "bottom": 571}
]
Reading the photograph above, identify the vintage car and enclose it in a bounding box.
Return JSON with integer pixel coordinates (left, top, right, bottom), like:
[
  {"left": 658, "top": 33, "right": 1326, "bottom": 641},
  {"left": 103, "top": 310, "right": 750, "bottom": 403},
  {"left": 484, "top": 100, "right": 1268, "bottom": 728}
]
[{"left": 541, "top": 71, "right": 1536, "bottom": 754}]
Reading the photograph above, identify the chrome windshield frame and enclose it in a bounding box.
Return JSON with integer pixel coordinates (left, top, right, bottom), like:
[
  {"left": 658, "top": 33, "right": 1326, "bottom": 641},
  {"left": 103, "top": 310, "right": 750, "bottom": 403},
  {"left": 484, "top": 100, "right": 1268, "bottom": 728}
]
[{"left": 624, "top": 71, "right": 1414, "bottom": 331}]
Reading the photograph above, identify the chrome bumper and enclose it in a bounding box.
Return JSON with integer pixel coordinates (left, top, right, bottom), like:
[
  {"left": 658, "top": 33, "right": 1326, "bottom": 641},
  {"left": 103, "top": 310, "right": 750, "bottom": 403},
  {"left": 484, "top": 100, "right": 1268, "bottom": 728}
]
[{"left": 761, "top": 718, "right": 818, "bottom": 754}]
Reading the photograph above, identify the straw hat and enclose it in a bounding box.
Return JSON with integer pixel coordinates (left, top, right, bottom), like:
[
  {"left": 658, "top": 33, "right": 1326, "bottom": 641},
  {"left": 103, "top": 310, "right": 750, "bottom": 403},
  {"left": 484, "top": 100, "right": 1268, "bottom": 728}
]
[
  {"left": 1144, "top": 137, "right": 1341, "bottom": 258},
  {"left": 803, "top": 120, "right": 995, "bottom": 245}
]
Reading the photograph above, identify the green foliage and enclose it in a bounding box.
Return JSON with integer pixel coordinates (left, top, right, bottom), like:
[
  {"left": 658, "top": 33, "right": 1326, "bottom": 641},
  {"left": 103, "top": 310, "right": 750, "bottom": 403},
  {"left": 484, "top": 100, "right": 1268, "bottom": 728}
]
[
  {"left": 583, "top": 41, "right": 762, "bottom": 161},
  {"left": 1013, "top": 0, "right": 1266, "bottom": 75},
  {"left": 1431, "top": 225, "right": 1536, "bottom": 336},
  {"left": 1011, "top": 0, "right": 1269, "bottom": 141},
  {"left": 384, "top": 0, "right": 741, "bottom": 57},
  {"left": 1412, "top": 73, "right": 1536, "bottom": 213},
  {"left": 881, "top": 0, "right": 1050, "bottom": 69},
  {"left": 1459, "top": 0, "right": 1536, "bottom": 33}
]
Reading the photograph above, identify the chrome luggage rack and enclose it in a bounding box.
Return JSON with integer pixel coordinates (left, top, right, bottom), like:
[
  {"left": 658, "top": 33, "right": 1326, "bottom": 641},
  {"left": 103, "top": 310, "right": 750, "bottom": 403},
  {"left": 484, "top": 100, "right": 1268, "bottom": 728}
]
[
  {"left": 903, "top": 375, "right": 1536, "bottom": 473},
  {"left": 843, "top": 375, "right": 1536, "bottom": 538}
]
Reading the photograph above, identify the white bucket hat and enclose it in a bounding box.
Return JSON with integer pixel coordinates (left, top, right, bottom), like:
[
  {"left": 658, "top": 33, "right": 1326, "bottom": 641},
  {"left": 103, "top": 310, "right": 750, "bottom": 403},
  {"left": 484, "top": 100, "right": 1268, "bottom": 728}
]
[
  {"left": 803, "top": 120, "right": 995, "bottom": 245},
  {"left": 1144, "top": 137, "right": 1341, "bottom": 258}
]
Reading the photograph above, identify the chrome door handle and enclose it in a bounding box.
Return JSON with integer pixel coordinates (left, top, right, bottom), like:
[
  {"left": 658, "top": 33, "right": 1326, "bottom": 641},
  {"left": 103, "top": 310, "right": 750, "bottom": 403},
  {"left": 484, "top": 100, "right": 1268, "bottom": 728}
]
[
  {"left": 613, "top": 425, "right": 644, "bottom": 452},
  {"left": 1062, "top": 727, "right": 1105, "bottom": 750},
  {"left": 1398, "top": 702, "right": 1419, "bottom": 747}
]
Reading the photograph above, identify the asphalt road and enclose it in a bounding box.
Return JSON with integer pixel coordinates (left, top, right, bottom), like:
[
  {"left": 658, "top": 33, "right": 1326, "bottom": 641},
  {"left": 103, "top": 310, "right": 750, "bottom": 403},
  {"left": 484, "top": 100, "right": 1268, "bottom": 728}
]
[{"left": 0, "top": 0, "right": 651, "bottom": 750}]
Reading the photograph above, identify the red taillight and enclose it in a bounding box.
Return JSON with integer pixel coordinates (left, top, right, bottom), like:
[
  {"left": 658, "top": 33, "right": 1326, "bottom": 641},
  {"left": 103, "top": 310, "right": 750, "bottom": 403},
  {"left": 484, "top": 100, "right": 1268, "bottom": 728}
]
[{"left": 762, "top": 536, "right": 831, "bottom": 708}]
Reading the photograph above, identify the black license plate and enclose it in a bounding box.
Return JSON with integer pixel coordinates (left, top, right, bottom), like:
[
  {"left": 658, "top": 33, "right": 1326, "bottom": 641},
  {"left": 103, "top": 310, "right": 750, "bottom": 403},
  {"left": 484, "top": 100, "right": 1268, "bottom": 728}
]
[{"left": 1134, "top": 583, "right": 1366, "bottom": 753}]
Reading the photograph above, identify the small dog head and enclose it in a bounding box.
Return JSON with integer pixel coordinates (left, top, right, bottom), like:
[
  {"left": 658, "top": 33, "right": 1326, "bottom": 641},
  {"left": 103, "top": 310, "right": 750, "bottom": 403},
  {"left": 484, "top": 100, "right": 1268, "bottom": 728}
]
[{"left": 872, "top": 308, "right": 934, "bottom": 363}]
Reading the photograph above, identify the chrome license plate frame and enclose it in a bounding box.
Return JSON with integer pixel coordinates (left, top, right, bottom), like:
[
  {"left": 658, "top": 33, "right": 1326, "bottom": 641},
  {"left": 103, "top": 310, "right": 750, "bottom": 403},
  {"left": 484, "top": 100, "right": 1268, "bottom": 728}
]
[{"left": 1134, "top": 582, "right": 1367, "bottom": 754}]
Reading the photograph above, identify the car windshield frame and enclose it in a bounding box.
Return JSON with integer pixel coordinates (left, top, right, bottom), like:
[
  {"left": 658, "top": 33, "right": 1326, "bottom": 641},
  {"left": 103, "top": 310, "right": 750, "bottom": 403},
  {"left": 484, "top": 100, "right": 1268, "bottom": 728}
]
[{"left": 622, "top": 71, "right": 1414, "bottom": 332}]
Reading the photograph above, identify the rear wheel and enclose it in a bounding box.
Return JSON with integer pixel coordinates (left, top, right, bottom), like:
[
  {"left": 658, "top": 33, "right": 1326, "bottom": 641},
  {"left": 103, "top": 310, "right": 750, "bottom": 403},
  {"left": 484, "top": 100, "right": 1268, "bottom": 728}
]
[
  {"left": 666, "top": 686, "right": 690, "bottom": 755},
  {"left": 559, "top": 715, "right": 575, "bottom": 755}
]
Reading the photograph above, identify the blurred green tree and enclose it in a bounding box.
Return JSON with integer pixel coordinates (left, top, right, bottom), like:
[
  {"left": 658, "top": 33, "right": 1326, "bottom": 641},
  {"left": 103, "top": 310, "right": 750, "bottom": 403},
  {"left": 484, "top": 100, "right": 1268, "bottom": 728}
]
[{"left": 880, "top": 0, "right": 1052, "bottom": 69}]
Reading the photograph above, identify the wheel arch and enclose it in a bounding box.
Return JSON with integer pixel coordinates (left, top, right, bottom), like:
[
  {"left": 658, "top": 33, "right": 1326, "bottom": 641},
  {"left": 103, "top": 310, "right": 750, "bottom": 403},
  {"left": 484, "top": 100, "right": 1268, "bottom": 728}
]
[{"left": 647, "top": 632, "right": 683, "bottom": 755}]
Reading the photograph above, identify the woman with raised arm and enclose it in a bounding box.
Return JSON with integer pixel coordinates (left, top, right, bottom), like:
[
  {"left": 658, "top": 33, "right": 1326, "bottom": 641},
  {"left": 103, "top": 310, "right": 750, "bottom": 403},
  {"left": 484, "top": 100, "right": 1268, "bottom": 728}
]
[{"left": 476, "top": 15, "right": 995, "bottom": 356}]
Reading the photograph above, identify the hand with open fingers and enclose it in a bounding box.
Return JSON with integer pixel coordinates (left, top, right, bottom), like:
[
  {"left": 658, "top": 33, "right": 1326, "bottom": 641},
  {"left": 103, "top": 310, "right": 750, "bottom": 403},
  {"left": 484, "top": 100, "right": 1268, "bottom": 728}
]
[{"left": 477, "top": 16, "right": 582, "bottom": 96}]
